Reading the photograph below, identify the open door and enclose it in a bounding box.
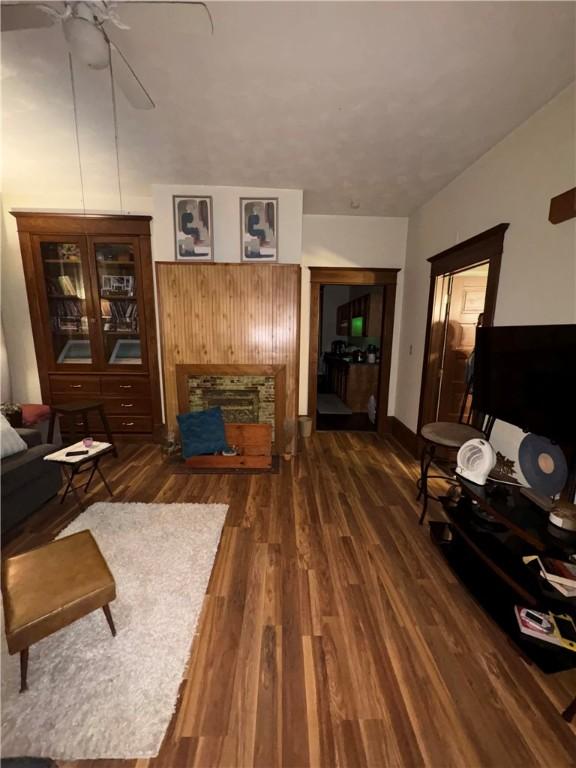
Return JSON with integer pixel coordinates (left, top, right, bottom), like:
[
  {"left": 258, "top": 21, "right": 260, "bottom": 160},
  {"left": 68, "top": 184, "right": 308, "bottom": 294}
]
[{"left": 418, "top": 224, "right": 508, "bottom": 433}]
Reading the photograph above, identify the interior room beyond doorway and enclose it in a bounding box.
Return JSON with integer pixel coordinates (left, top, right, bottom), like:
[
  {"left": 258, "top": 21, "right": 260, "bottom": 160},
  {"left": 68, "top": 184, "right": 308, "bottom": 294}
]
[
  {"left": 428, "top": 262, "right": 489, "bottom": 425},
  {"left": 317, "top": 284, "right": 384, "bottom": 431}
]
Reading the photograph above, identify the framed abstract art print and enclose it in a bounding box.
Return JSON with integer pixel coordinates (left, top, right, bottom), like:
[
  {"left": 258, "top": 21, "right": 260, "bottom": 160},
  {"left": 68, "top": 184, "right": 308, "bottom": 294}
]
[
  {"left": 240, "top": 198, "right": 278, "bottom": 262},
  {"left": 173, "top": 196, "right": 214, "bottom": 261}
]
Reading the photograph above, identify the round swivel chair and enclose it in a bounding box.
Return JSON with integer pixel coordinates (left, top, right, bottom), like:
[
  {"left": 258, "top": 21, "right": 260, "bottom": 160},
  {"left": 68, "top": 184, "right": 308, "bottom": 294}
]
[{"left": 417, "top": 353, "right": 495, "bottom": 525}]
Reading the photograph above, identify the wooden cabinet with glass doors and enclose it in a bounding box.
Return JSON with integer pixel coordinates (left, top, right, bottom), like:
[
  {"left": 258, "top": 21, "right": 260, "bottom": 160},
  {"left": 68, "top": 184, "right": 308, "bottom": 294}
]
[{"left": 13, "top": 213, "right": 162, "bottom": 441}]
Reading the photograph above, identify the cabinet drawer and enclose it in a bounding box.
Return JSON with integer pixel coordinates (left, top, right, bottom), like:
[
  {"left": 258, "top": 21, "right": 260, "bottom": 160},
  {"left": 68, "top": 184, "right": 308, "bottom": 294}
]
[
  {"left": 50, "top": 375, "right": 101, "bottom": 394},
  {"left": 103, "top": 397, "right": 151, "bottom": 415},
  {"left": 107, "top": 415, "right": 152, "bottom": 433},
  {"left": 101, "top": 377, "right": 150, "bottom": 396}
]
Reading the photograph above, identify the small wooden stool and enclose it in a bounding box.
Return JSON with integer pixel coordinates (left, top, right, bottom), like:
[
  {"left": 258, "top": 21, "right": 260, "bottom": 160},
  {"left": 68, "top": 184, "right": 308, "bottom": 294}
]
[
  {"left": 47, "top": 400, "right": 117, "bottom": 457},
  {"left": 1, "top": 530, "right": 117, "bottom": 692}
]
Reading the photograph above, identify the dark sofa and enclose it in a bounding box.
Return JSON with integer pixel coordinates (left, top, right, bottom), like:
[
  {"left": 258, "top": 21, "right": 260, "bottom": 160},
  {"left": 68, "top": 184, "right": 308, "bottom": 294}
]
[{"left": 1, "top": 429, "right": 62, "bottom": 533}]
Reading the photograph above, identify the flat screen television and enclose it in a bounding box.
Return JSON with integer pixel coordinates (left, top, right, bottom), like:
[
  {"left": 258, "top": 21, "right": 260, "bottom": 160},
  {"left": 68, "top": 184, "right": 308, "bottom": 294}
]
[{"left": 473, "top": 324, "right": 576, "bottom": 443}]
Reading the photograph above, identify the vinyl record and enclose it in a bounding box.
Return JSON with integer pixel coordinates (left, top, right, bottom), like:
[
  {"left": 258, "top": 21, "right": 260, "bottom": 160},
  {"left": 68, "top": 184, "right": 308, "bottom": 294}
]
[{"left": 518, "top": 433, "right": 568, "bottom": 498}]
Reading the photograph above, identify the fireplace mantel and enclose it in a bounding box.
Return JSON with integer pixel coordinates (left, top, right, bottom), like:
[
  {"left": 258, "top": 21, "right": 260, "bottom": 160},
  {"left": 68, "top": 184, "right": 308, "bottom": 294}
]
[{"left": 175, "top": 364, "right": 287, "bottom": 454}]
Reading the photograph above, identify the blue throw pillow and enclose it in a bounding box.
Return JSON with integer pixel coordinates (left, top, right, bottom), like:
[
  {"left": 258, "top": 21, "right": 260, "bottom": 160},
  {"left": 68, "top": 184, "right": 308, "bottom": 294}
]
[{"left": 177, "top": 407, "right": 229, "bottom": 458}]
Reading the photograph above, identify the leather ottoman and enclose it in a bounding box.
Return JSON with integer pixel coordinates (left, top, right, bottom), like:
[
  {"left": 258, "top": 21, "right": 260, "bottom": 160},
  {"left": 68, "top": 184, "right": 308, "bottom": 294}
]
[{"left": 1, "top": 530, "right": 117, "bottom": 691}]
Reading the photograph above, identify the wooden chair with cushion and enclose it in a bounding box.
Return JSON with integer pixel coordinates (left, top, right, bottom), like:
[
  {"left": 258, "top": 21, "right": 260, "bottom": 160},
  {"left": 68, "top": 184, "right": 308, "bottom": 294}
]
[{"left": 1, "top": 530, "right": 117, "bottom": 692}]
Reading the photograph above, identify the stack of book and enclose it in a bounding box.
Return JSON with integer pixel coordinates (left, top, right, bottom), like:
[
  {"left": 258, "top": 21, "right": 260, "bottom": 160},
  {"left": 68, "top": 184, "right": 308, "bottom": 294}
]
[
  {"left": 101, "top": 299, "right": 139, "bottom": 331},
  {"left": 514, "top": 606, "right": 576, "bottom": 652},
  {"left": 536, "top": 556, "right": 576, "bottom": 597},
  {"left": 46, "top": 275, "right": 80, "bottom": 297},
  {"left": 51, "top": 299, "right": 86, "bottom": 332}
]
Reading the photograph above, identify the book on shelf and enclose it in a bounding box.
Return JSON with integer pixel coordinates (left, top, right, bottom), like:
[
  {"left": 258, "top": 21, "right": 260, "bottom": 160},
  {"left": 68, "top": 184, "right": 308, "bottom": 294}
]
[
  {"left": 50, "top": 298, "right": 88, "bottom": 333},
  {"left": 57, "top": 275, "right": 78, "bottom": 296},
  {"left": 102, "top": 298, "right": 138, "bottom": 331}
]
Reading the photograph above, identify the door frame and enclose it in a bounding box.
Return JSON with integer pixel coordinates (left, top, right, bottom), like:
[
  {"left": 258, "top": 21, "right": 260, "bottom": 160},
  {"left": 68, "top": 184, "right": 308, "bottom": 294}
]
[
  {"left": 417, "top": 223, "right": 509, "bottom": 434},
  {"left": 308, "top": 267, "right": 400, "bottom": 435}
]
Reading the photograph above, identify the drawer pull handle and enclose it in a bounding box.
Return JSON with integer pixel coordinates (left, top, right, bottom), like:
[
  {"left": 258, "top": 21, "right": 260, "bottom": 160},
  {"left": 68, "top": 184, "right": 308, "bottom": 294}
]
[
  {"left": 71, "top": 384, "right": 83, "bottom": 389},
  {"left": 119, "top": 385, "right": 132, "bottom": 389},
  {"left": 120, "top": 403, "right": 134, "bottom": 408},
  {"left": 122, "top": 421, "right": 135, "bottom": 426}
]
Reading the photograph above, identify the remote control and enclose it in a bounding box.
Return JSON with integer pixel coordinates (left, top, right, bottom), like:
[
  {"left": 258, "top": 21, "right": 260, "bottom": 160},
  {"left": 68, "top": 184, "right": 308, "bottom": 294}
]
[{"left": 65, "top": 450, "right": 89, "bottom": 456}]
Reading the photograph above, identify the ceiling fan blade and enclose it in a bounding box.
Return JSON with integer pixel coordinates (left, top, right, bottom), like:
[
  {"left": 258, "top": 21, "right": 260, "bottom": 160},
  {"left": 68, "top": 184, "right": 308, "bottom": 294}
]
[
  {"left": 109, "top": 40, "right": 155, "bottom": 110},
  {"left": 115, "top": 1, "right": 214, "bottom": 35},
  {"left": 1, "top": 2, "right": 59, "bottom": 31}
]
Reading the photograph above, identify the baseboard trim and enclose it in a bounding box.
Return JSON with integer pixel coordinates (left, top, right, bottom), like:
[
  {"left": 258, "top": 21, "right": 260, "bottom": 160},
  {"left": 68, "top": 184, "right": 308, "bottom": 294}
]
[{"left": 389, "top": 417, "right": 419, "bottom": 458}]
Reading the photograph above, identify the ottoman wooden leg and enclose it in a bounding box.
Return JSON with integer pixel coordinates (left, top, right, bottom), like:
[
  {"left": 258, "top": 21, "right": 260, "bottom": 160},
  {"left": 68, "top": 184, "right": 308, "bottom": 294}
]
[
  {"left": 20, "top": 648, "right": 29, "bottom": 693},
  {"left": 103, "top": 604, "right": 117, "bottom": 637}
]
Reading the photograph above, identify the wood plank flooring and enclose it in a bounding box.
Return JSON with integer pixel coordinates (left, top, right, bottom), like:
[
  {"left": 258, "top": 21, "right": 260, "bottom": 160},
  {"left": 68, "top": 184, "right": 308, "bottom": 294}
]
[{"left": 3, "top": 432, "right": 576, "bottom": 767}]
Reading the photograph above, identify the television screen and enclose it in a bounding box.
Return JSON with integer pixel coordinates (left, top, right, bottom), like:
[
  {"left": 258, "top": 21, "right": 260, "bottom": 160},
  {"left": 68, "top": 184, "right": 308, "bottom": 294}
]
[{"left": 473, "top": 325, "right": 576, "bottom": 443}]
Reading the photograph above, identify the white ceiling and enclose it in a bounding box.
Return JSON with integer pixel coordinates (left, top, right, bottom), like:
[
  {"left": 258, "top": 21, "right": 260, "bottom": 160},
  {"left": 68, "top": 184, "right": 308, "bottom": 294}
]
[{"left": 2, "top": 1, "right": 575, "bottom": 215}]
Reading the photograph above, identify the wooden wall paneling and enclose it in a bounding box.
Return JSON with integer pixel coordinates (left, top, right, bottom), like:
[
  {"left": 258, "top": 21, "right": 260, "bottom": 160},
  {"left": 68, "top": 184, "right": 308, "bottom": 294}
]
[{"left": 156, "top": 263, "right": 301, "bottom": 453}]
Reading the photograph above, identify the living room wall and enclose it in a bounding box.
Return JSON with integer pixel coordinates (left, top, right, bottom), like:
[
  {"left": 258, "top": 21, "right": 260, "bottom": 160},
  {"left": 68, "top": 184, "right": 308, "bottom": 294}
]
[
  {"left": 299, "top": 215, "right": 408, "bottom": 414},
  {"left": 2, "top": 182, "right": 406, "bottom": 427},
  {"left": 151, "top": 184, "right": 303, "bottom": 264},
  {"left": 395, "top": 84, "right": 576, "bottom": 435}
]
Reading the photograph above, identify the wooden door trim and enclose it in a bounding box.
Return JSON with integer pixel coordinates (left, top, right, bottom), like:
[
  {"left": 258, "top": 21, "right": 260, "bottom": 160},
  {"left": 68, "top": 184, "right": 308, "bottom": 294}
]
[
  {"left": 307, "top": 267, "right": 400, "bottom": 434},
  {"left": 417, "top": 223, "right": 509, "bottom": 434},
  {"left": 309, "top": 267, "right": 400, "bottom": 285}
]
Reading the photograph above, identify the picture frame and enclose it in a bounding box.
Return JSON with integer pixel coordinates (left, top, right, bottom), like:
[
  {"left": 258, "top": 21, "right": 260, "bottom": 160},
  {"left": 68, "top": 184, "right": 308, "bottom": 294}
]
[
  {"left": 240, "top": 197, "right": 278, "bottom": 262},
  {"left": 173, "top": 195, "right": 214, "bottom": 261}
]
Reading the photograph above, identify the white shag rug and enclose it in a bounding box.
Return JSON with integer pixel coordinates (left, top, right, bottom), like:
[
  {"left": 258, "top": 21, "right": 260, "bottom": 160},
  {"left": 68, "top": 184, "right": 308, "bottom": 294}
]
[{"left": 1, "top": 501, "right": 228, "bottom": 760}]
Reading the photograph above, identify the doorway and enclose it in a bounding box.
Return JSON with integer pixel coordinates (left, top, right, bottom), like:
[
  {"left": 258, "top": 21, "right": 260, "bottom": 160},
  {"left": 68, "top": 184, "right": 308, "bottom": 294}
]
[
  {"left": 426, "top": 264, "right": 488, "bottom": 426},
  {"left": 317, "top": 284, "right": 384, "bottom": 431},
  {"left": 418, "top": 223, "right": 508, "bottom": 432},
  {"left": 308, "top": 267, "right": 399, "bottom": 435}
]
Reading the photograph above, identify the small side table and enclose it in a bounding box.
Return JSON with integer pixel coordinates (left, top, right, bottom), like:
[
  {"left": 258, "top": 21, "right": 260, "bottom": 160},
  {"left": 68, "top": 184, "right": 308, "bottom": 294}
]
[
  {"left": 44, "top": 441, "right": 115, "bottom": 509},
  {"left": 47, "top": 400, "right": 117, "bottom": 457}
]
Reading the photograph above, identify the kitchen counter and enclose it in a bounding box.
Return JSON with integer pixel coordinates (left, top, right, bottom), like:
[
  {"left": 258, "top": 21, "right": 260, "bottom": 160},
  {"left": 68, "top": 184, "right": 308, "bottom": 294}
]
[
  {"left": 324, "top": 353, "right": 379, "bottom": 366},
  {"left": 324, "top": 354, "right": 379, "bottom": 412}
]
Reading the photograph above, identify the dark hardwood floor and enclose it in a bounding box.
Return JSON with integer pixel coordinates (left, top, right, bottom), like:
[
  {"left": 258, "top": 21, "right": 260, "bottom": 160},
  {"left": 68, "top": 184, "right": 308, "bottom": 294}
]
[{"left": 3, "top": 432, "right": 576, "bottom": 767}]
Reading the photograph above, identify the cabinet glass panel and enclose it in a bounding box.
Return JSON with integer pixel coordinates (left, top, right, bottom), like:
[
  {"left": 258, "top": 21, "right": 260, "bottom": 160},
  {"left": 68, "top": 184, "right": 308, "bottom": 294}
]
[
  {"left": 95, "top": 243, "right": 142, "bottom": 365},
  {"left": 40, "top": 241, "right": 92, "bottom": 364}
]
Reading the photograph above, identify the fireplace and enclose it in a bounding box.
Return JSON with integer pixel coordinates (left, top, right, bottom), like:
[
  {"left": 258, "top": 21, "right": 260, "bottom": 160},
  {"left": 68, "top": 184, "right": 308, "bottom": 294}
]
[
  {"left": 203, "top": 388, "right": 260, "bottom": 423},
  {"left": 175, "top": 364, "right": 286, "bottom": 453}
]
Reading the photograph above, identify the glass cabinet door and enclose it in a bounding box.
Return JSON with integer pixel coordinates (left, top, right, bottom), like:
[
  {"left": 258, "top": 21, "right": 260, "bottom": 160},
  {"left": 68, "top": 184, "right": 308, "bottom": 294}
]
[
  {"left": 92, "top": 240, "right": 145, "bottom": 368},
  {"left": 37, "top": 238, "right": 95, "bottom": 366}
]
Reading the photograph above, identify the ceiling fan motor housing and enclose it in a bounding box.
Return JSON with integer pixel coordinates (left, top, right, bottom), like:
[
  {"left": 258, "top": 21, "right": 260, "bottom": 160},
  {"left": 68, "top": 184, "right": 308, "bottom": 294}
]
[{"left": 63, "top": 15, "right": 110, "bottom": 69}]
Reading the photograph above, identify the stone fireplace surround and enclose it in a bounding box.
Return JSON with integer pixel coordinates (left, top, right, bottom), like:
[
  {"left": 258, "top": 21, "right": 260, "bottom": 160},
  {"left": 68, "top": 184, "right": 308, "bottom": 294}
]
[{"left": 175, "top": 364, "right": 287, "bottom": 453}]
